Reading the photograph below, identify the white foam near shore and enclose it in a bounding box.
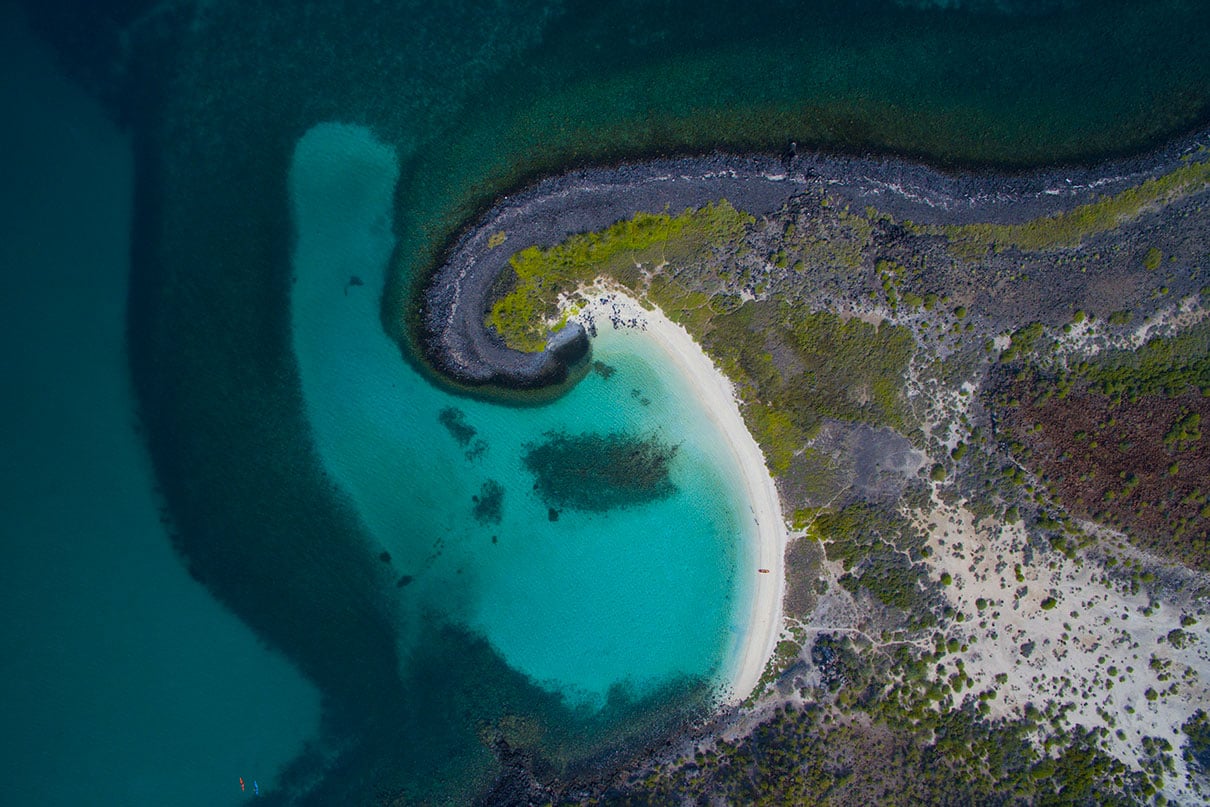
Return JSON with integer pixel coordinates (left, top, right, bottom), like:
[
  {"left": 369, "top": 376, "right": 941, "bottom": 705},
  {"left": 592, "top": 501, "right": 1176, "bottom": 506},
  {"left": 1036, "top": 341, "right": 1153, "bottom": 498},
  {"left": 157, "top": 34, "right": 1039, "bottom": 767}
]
[{"left": 569, "top": 285, "right": 788, "bottom": 704}]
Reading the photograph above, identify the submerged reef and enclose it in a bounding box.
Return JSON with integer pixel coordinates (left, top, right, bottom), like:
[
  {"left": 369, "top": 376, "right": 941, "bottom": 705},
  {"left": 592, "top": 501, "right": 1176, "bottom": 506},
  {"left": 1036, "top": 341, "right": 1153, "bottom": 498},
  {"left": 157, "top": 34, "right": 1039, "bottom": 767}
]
[
  {"left": 438, "top": 406, "right": 477, "bottom": 446},
  {"left": 523, "top": 431, "right": 679, "bottom": 512},
  {"left": 472, "top": 479, "right": 505, "bottom": 525}
]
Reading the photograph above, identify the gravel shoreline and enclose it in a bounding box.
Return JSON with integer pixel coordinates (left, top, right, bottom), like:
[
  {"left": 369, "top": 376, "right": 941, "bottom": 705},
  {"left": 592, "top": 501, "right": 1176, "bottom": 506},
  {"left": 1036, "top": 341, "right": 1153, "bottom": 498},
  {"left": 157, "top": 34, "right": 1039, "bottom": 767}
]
[{"left": 417, "top": 129, "right": 1210, "bottom": 390}]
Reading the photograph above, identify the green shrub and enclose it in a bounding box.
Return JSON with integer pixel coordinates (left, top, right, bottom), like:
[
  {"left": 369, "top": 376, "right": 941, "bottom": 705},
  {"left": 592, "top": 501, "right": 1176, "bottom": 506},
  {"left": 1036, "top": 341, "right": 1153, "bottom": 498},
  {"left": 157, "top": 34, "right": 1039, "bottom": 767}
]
[
  {"left": 1000, "top": 321, "right": 1045, "bottom": 362},
  {"left": 749, "top": 404, "right": 800, "bottom": 476},
  {"left": 487, "top": 200, "right": 752, "bottom": 349},
  {"left": 1075, "top": 320, "right": 1210, "bottom": 398},
  {"left": 1184, "top": 710, "right": 1210, "bottom": 774},
  {"left": 1167, "top": 628, "right": 1193, "bottom": 649},
  {"left": 1164, "top": 411, "right": 1201, "bottom": 449},
  {"left": 935, "top": 159, "right": 1210, "bottom": 253}
]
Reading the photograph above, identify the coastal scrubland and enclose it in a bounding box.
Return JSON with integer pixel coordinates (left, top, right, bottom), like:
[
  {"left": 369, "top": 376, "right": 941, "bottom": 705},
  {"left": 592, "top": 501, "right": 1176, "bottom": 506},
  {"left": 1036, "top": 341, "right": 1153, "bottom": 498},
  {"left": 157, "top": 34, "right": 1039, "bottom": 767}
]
[
  {"left": 931, "top": 156, "right": 1210, "bottom": 257},
  {"left": 488, "top": 202, "right": 752, "bottom": 352},
  {"left": 993, "top": 322, "right": 1210, "bottom": 568},
  {"left": 480, "top": 154, "right": 1210, "bottom": 804}
]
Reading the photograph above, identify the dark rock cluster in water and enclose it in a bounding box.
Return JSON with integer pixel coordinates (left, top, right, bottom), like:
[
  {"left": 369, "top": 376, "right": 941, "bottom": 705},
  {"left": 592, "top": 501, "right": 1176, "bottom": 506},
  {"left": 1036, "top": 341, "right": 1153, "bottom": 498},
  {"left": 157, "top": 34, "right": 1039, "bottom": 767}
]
[
  {"left": 523, "top": 431, "right": 678, "bottom": 512},
  {"left": 438, "top": 406, "right": 477, "bottom": 446},
  {"left": 440, "top": 406, "right": 489, "bottom": 460},
  {"left": 472, "top": 479, "right": 505, "bottom": 524},
  {"left": 591, "top": 360, "right": 616, "bottom": 380}
]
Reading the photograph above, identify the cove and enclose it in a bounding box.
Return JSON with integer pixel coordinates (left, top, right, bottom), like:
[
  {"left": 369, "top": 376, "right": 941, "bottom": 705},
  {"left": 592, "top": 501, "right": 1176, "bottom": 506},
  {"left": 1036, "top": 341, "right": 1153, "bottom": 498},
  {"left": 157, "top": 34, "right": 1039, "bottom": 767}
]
[
  {"left": 108, "top": 0, "right": 1210, "bottom": 799},
  {"left": 289, "top": 123, "right": 757, "bottom": 707}
]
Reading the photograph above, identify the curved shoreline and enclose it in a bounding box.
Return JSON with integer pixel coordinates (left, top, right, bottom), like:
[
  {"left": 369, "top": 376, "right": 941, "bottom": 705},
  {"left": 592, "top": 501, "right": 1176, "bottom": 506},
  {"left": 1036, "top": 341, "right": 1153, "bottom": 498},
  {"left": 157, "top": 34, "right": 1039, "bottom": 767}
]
[
  {"left": 416, "top": 153, "right": 802, "bottom": 388},
  {"left": 414, "top": 132, "right": 1209, "bottom": 704},
  {"left": 417, "top": 129, "right": 1210, "bottom": 391},
  {"left": 570, "top": 287, "right": 787, "bottom": 706}
]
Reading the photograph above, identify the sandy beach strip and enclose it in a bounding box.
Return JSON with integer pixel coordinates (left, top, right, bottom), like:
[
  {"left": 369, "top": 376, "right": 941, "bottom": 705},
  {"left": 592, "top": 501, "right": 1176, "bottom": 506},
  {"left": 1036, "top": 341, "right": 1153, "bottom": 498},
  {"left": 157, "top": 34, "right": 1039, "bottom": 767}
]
[{"left": 572, "top": 287, "right": 787, "bottom": 705}]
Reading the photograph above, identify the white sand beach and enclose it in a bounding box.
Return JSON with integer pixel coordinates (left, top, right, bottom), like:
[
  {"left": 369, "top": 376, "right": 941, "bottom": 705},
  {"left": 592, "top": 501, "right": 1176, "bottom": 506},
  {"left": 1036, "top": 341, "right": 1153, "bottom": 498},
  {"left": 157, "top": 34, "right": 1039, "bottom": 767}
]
[{"left": 570, "top": 286, "right": 787, "bottom": 704}]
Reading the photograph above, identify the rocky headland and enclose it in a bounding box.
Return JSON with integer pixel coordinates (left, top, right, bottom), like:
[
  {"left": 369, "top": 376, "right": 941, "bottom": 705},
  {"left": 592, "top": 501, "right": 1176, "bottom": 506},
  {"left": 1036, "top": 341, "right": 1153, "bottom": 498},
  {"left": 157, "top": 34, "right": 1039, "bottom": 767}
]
[{"left": 416, "top": 133, "right": 1209, "bottom": 392}]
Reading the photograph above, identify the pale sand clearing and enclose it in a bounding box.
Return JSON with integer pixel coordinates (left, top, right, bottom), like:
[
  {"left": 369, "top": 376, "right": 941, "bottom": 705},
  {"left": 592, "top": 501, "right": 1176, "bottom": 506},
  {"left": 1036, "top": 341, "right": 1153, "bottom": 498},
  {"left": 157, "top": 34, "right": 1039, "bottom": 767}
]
[
  {"left": 568, "top": 285, "right": 788, "bottom": 705},
  {"left": 917, "top": 498, "right": 1210, "bottom": 804}
]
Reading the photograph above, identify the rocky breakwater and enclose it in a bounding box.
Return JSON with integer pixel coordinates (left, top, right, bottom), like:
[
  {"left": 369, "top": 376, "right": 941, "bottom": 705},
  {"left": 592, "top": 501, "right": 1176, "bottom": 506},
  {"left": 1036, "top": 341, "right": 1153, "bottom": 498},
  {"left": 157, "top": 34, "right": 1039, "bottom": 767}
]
[
  {"left": 415, "top": 154, "right": 808, "bottom": 390},
  {"left": 417, "top": 246, "right": 589, "bottom": 390},
  {"left": 416, "top": 135, "right": 1210, "bottom": 390}
]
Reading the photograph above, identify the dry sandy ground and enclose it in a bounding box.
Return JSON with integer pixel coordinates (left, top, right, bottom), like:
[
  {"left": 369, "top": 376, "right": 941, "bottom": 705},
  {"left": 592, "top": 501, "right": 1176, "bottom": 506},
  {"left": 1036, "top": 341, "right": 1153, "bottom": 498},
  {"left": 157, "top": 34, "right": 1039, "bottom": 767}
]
[
  {"left": 919, "top": 498, "right": 1210, "bottom": 803},
  {"left": 567, "top": 284, "right": 788, "bottom": 705}
]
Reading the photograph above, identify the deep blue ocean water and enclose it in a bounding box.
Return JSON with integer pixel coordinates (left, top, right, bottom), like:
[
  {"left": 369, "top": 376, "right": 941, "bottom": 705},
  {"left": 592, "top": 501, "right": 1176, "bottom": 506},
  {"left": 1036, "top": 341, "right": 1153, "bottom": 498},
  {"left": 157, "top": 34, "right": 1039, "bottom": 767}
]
[
  {"left": 0, "top": 8, "right": 319, "bottom": 805},
  {"left": 4, "top": 0, "right": 1209, "bottom": 802}
]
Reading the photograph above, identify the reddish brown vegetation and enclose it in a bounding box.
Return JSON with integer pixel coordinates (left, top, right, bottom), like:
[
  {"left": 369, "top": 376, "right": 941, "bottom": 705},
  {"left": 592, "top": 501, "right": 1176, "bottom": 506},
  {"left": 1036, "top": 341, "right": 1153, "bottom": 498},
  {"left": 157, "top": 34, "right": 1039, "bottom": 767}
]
[{"left": 996, "top": 374, "right": 1209, "bottom": 569}]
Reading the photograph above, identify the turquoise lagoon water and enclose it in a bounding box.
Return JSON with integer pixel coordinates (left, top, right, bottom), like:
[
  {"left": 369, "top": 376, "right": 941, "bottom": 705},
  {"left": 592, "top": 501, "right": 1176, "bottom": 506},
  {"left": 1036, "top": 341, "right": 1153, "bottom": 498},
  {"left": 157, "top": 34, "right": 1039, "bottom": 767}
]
[{"left": 290, "top": 124, "right": 752, "bottom": 706}]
